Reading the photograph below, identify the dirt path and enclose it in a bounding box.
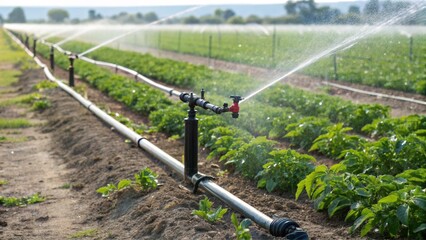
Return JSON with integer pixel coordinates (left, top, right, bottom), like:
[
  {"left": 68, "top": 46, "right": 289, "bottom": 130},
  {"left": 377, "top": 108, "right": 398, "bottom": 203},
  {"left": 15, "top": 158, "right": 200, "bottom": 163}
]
[{"left": 0, "top": 70, "right": 92, "bottom": 239}]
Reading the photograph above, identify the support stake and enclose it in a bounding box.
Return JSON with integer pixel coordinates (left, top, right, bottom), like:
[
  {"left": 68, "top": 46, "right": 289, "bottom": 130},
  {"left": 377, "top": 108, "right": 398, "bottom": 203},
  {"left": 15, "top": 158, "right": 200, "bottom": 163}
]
[
  {"left": 68, "top": 55, "right": 77, "bottom": 87},
  {"left": 50, "top": 46, "right": 55, "bottom": 71},
  {"left": 32, "top": 39, "right": 37, "bottom": 57}
]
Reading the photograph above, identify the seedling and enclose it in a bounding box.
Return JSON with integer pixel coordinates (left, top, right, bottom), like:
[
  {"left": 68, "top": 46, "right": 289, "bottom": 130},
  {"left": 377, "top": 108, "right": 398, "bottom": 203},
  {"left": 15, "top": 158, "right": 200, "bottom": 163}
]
[
  {"left": 0, "top": 179, "right": 8, "bottom": 186},
  {"left": 192, "top": 196, "right": 228, "bottom": 223},
  {"left": 32, "top": 99, "right": 51, "bottom": 111},
  {"left": 0, "top": 193, "right": 45, "bottom": 207},
  {"left": 231, "top": 213, "right": 252, "bottom": 240},
  {"left": 134, "top": 167, "right": 158, "bottom": 190},
  {"left": 69, "top": 228, "right": 97, "bottom": 239},
  {"left": 34, "top": 80, "right": 58, "bottom": 91}
]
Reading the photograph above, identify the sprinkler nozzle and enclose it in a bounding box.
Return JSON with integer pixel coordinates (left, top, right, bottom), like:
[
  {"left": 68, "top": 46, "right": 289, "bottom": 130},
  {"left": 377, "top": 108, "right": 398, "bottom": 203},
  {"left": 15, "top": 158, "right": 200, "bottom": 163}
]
[{"left": 229, "top": 96, "right": 243, "bottom": 118}]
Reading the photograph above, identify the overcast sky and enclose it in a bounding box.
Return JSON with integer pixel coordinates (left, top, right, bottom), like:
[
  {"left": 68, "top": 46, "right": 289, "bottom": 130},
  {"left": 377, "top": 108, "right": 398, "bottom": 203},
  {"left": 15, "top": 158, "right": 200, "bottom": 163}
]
[{"left": 0, "top": 0, "right": 357, "bottom": 7}]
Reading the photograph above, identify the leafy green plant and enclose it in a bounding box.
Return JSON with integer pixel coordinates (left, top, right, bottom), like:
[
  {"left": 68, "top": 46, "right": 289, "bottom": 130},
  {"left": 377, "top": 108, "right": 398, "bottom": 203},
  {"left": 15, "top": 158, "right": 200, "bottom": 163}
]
[
  {"left": 0, "top": 118, "right": 31, "bottom": 129},
  {"left": 192, "top": 196, "right": 228, "bottom": 223},
  {"left": 284, "top": 117, "right": 330, "bottom": 150},
  {"left": 309, "top": 123, "right": 366, "bottom": 159},
  {"left": 224, "top": 136, "right": 276, "bottom": 178},
  {"left": 0, "top": 193, "right": 45, "bottom": 207},
  {"left": 34, "top": 80, "right": 58, "bottom": 91},
  {"left": 134, "top": 167, "right": 158, "bottom": 190},
  {"left": 351, "top": 186, "right": 426, "bottom": 238},
  {"left": 32, "top": 99, "right": 51, "bottom": 111},
  {"left": 0, "top": 179, "right": 8, "bottom": 186},
  {"left": 231, "top": 213, "right": 252, "bottom": 240},
  {"left": 257, "top": 149, "right": 315, "bottom": 193},
  {"left": 69, "top": 228, "right": 98, "bottom": 239},
  {"left": 96, "top": 179, "right": 132, "bottom": 197}
]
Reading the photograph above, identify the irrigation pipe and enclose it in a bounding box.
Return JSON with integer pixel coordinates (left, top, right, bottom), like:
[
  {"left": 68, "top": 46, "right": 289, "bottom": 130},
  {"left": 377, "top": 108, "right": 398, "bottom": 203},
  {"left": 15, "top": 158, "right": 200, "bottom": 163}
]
[
  {"left": 6, "top": 29, "right": 308, "bottom": 239},
  {"left": 323, "top": 81, "right": 426, "bottom": 106}
]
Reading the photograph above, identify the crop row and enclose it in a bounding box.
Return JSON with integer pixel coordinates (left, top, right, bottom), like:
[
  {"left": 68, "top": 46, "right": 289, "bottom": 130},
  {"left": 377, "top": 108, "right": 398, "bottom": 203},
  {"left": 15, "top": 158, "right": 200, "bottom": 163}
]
[
  {"left": 29, "top": 33, "right": 426, "bottom": 238},
  {"left": 89, "top": 29, "right": 426, "bottom": 95}
]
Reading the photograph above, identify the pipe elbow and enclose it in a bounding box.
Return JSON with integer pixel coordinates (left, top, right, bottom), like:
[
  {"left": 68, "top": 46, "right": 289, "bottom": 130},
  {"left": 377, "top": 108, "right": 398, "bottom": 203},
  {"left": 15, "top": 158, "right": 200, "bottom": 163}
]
[{"left": 269, "top": 218, "right": 308, "bottom": 240}]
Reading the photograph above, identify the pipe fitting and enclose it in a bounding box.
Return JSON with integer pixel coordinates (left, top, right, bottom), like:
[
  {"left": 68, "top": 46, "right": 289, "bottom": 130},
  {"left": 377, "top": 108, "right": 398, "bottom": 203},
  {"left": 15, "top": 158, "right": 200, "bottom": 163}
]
[{"left": 269, "top": 218, "right": 308, "bottom": 239}]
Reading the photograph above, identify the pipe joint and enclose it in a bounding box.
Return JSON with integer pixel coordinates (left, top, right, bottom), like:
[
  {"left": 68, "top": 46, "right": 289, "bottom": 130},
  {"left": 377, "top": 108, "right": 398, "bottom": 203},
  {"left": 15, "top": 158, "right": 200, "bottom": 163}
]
[
  {"left": 191, "top": 173, "right": 215, "bottom": 193},
  {"left": 269, "top": 218, "right": 308, "bottom": 239}
]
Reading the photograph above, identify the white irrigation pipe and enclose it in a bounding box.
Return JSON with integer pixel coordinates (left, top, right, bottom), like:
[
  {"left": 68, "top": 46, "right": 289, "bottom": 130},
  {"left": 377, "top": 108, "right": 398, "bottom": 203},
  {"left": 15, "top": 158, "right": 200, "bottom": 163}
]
[
  {"left": 6, "top": 29, "right": 307, "bottom": 239},
  {"left": 323, "top": 81, "right": 426, "bottom": 106}
]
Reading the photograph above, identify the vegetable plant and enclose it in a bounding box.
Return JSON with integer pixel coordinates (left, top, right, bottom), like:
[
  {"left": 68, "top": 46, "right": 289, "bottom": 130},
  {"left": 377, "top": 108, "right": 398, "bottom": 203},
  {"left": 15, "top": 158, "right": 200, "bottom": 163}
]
[
  {"left": 192, "top": 196, "right": 228, "bottom": 223},
  {"left": 231, "top": 213, "right": 252, "bottom": 240}
]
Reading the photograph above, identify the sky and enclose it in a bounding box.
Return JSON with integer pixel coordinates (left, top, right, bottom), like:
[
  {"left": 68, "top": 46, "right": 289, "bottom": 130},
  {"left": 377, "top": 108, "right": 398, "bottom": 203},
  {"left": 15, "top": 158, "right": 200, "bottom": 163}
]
[{"left": 0, "top": 0, "right": 358, "bottom": 7}]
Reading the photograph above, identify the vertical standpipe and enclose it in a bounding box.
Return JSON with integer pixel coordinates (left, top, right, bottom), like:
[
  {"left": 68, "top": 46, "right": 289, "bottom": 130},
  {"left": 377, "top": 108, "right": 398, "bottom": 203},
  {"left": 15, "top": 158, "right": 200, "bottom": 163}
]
[
  {"left": 32, "top": 39, "right": 37, "bottom": 57},
  {"left": 184, "top": 93, "right": 198, "bottom": 182},
  {"left": 50, "top": 46, "right": 55, "bottom": 71},
  {"left": 68, "top": 55, "right": 76, "bottom": 87}
]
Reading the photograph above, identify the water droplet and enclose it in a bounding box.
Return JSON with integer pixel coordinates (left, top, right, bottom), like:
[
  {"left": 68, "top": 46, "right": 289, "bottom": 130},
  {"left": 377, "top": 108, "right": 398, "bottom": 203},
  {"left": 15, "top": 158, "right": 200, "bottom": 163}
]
[{"left": 11, "top": 151, "right": 14, "bottom": 154}]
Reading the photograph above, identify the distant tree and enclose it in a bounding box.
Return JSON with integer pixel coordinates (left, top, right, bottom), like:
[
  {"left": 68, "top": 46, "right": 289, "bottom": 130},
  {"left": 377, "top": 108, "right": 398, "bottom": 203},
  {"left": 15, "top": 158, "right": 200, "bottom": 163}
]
[
  {"left": 0, "top": 15, "right": 3, "bottom": 24},
  {"left": 382, "top": 0, "right": 410, "bottom": 14},
  {"left": 223, "top": 9, "right": 236, "bottom": 21},
  {"left": 136, "top": 12, "right": 143, "bottom": 20},
  {"left": 182, "top": 15, "right": 200, "bottom": 24},
  {"left": 364, "top": 0, "right": 380, "bottom": 16},
  {"left": 335, "top": 13, "right": 362, "bottom": 24},
  {"left": 227, "top": 16, "right": 244, "bottom": 24},
  {"left": 316, "top": 6, "right": 340, "bottom": 23},
  {"left": 348, "top": 5, "right": 361, "bottom": 15},
  {"left": 8, "top": 7, "right": 26, "bottom": 23},
  {"left": 214, "top": 9, "right": 224, "bottom": 18},
  {"left": 71, "top": 18, "right": 80, "bottom": 24},
  {"left": 144, "top": 12, "right": 158, "bottom": 23},
  {"left": 246, "top": 14, "right": 262, "bottom": 24},
  {"left": 285, "top": 0, "right": 298, "bottom": 15},
  {"left": 200, "top": 15, "right": 223, "bottom": 24},
  {"left": 48, "top": 9, "right": 69, "bottom": 23}
]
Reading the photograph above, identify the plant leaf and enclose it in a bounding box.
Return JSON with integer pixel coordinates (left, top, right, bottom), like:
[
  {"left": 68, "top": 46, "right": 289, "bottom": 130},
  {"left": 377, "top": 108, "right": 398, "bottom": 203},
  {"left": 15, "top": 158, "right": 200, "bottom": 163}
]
[
  {"left": 378, "top": 194, "right": 398, "bottom": 203},
  {"left": 396, "top": 204, "right": 409, "bottom": 225}
]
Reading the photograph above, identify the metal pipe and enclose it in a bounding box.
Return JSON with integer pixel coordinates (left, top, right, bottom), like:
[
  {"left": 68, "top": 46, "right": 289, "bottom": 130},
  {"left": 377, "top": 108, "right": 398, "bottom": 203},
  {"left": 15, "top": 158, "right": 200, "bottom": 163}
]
[
  {"left": 32, "top": 38, "right": 37, "bottom": 57},
  {"left": 68, "top": 55, "right": 75, "bottom": 87},
  {"left": 184, "top": 93, "right": 198, "bottom": 182},
  {"left": 8, "top": 30, "right": 308, "bottom": 239}
]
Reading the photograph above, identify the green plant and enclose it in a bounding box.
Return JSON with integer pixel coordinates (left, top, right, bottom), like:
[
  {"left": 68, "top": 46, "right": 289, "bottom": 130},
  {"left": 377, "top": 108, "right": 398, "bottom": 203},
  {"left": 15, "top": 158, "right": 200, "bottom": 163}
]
[
  {"left": 0, "top": 118, "right": 31, "bottom": 129},
  {"left": 96, "top": 179, "right": 132, "bottom": 197},
  {"left": 192, "top": 196, "right": 228, "bottom": 223},
  {"left": 134, "top": 167, "right": 158, "bottom": 190},
  {"left": 0, "top": 193, "right": 45, "bottom": 207},
  {"left": 32, "top": 99, "right": 51, "bottom": 111},
  {"left": 69, "top": 228, "right": 98, "bottom": 239},
  {"left": 34, "top": 80, "right": 58, "bottom": 91},
  {"left": 257, "top": 149, "right": 315, "bottom": 193},
  {"left": 351, "top": 186, "right": 426, "bottom": 238},
  {"left": 309, "top": 123, "right": 366, "bottom": 159},
  {"left": 231, "top": 213, "right": 252, "bottom": 240},
  {"left": 0, "top": 179, "right": 8, "bottom": 186},
  {"left": 284, "top": 117, "right": 330, "bottom": 150}
]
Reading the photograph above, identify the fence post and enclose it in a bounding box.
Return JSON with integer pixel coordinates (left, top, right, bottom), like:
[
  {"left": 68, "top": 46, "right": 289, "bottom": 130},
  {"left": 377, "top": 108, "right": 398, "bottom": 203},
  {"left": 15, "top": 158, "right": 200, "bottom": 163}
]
[
  {"left": 178, "top": 31, "right": 181, "bottom": 52},
  {"left": 272, "top": 25, "right": 277, "bottom": 66},
  {"left": 158, "top": 31, "right": 161, "bottom": 49},
  {"left": 409, "top": 36, "right": 413, "bottom": 62},
  {"left": 208, "top": 35, "right": 212, "bottom": 61},
  {"left": 333, "top": 54, "right": 338, "bottom": 80}
]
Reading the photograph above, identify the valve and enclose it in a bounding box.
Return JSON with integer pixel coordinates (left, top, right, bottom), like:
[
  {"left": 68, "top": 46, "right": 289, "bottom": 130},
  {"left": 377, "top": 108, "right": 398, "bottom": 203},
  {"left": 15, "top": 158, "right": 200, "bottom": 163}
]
[{"left": 229, "top": 96, "right": 243, "bottom": 118}]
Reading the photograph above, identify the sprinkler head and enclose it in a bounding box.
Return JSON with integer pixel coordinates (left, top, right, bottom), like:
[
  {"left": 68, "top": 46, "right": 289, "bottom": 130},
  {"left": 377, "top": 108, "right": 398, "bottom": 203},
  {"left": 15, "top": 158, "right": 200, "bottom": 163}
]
[{"left": 229, "top": 96, "right": 243, "bottom": 119}]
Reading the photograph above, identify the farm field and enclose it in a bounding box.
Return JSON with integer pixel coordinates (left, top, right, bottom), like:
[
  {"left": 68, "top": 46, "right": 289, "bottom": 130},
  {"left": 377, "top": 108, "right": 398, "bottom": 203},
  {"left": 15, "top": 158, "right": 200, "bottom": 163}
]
[
  {"left": 3, "top": 19, "right": 426, "bottom": 240},
  {"left": 13, "top": 24, "right": 426, "bottom": 95}
]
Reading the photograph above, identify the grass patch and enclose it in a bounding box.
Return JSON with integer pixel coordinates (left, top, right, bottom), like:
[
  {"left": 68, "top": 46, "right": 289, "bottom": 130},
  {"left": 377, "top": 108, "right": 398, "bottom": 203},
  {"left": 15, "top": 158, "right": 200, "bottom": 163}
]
[
  {"left": 34, "top": 80, "right": 58, "bottom": 91},
  {"left": 0, "top": 179, "right": 8, "bottom": 186},
  {"left": 0, "top": 118, "right": 31, "bottom": 129},
  {"left": 0, "top": 135, "right": 29, "bottom": 143},
  {"left": 0, "top": 69, "right": 20, "bottom": 87},
  {"left": 0, "top": 193, "right": 45, "bottom": 207},
  {"left": 0, "top": 93, "right": 42, "bottom": 107},
  {"left": 59, "top": 183, "right": 71, "bottom": 189},
  {"left": 32, "top": 99, "right": 51, "bottom": 111},
  {"left": 69, "top": 229, "right": 98, "bottom": 239}
]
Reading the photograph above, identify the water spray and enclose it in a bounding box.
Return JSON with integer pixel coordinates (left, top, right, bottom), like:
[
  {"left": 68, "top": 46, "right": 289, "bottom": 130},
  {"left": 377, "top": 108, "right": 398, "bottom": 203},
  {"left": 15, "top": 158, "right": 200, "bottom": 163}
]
[
  {"left": 241, "top": 1, "right": 426, "bottom": 104},
  {"left": 78, "top": 6, "right": 202, "bottom": 57}
]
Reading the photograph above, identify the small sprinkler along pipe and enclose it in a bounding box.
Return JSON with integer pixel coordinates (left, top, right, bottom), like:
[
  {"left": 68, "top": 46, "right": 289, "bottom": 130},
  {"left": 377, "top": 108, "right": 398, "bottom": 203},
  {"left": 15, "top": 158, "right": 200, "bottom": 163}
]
[
  {"left": 32, "top": 38, "right": 37, "bottom": 57},
  {"left": 50, "top": 46, "right": 55, "bottom": 71},
  {"left": 68, "top": 54, "right": 78, "bottom": 87},
  {"left": 24, "top": 35, "right": 29, "bottom": 48}
]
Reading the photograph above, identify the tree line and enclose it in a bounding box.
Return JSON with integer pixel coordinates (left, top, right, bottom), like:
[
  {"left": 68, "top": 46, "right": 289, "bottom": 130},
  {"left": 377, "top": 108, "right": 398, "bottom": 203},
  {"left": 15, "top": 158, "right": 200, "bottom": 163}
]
[{"left": 1, "top": 0, "right": 425, "bottom": 25}]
